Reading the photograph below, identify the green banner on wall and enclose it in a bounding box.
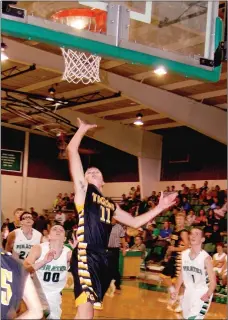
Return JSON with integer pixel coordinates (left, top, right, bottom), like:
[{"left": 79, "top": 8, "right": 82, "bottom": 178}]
[{"left": 1, "top": 149, "right": 23, "bottom": 173}]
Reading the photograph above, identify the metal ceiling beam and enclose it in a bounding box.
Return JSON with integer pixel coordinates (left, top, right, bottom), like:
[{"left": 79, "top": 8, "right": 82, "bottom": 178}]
[
  {"left": 190, "top": 89, "right": 227, "bottom": 100},
  {"left": 160, "top": 73, "right": 227, "bottom": 91},
  {"left": 55, "top": 84, "right": 102, "bottom": 100},
  {"left": 2, "top": 122, "right": 52, "bottom": 137},
  {"left": 101, "top": 60, "right": 125, "bottom": 70},
  {"left": 70, "top": 96, "right": 124, "bottom": 111},
  {"left": 1, "top": 43, "right": 162, "bottom": 158},
  {"left": 55, "top": 108, "right": 163, "bottom": 159},
  {"left": 2, "top": 88, "right": 122, "bottom": 124},
  {"left": 19, "top": 76, "right": 62, "bottom": 92},
  {"left": 3, "top": 39, "right": 226, "bottom": 144},
  {"left": 100, "top": 70, "right": 227, "bottom": 144},
  {"left": 144, "top": 122, "right": 182, "bottom": 131},
  {"left": 95, "top": 105, "right": 147, "bottom": 117},
  {"left": 1, "top": 64, "right": 36, "bottom": 81}
]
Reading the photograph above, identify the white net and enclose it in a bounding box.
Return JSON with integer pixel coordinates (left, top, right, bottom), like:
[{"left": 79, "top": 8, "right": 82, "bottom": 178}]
[{"left": 61, "top": 48, "right": 101, "bottom": 85}]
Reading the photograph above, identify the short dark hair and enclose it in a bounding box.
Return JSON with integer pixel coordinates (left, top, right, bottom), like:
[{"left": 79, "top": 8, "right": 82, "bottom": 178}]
[
  {"left": 190, "top": 227, "right": 204, "bottom": 237},
  {"left": 20, "top": 211, "right": 33, "bottom": 221}
]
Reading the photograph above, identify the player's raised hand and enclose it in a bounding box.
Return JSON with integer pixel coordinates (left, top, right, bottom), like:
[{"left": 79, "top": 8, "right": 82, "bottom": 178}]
[
  {"left": 69, "top": 233, "right": 78, "bottom": 249},
  {"left": 77, "top": 118, "right": 97, "bottom": 133},
  {"left": 44, "top": 249, "right": 56, "bottom": 263},
  {"left": 158, "top": 191, "right": 178, "bottom": 210}
]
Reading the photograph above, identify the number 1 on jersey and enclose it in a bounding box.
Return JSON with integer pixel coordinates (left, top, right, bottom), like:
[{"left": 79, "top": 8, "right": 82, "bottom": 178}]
[{"left": 191, "top": 275, "right": 195, "bottom": 283}]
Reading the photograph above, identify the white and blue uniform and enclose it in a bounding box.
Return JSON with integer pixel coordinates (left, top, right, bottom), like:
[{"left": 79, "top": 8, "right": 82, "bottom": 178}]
[
  {"left": 34, "top": 242, "right": 71, "bottom": 319},
  {"left": 13, "top": 228, "right": 42, "bottom": 260},
  {"left": 181, "top": 249, "right": 213, "bottom": 319}
]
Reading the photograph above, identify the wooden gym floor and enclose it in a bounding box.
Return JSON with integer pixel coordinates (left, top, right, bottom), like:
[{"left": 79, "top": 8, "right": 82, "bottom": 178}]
[{"left": 61, "top": 280, "right": 226, "bottom": 319}]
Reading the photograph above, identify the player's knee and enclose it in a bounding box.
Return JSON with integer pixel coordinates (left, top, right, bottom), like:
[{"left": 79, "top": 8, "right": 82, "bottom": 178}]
[{"left": 77, "top": 302, "right": 93, "bottom": 319}]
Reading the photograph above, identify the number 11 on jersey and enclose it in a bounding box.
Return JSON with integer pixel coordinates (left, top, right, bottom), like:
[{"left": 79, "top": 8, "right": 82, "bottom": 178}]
[{"left": 100, "top": 206, "right": 111, "bottom": 224}]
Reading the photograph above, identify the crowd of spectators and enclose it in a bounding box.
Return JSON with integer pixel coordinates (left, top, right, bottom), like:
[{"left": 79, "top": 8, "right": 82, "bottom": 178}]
[
  {"left": 120, "top": 182, "right": 227, "bottom": 254},
  {"left": 118, "top": 182, "right": 227, "bottom": 296},
  {"left": 1, "top": 181, "right": 227, "bottom": 295}
]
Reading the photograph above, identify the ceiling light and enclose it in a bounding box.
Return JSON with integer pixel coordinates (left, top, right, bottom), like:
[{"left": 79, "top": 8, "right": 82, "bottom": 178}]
[
  {"left": 134, "top": 113, "right": 144, "bottom": 126},
  {"left": 70, "top": 17, "right": 88, "bottom": 30},
  {"left": 46, "top": 97, "right": 54, "bottom": 102},
  {"left": 48, "top": 87, "right": 56, "bottom": 95},
  {"left": 1, "top": 42, "right": 8, "bottom": 62},
  {"left": 154, "top": 66, "right": 167, "bottom": 76}
]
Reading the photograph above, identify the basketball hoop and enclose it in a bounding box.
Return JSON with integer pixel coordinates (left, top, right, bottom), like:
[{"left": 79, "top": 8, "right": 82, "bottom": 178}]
[
  {"left": 61, "top": 48, "right": 101, "bottom": 85},
  {"left": 52, "top": 8, "right": 105, "bottom": 85}
]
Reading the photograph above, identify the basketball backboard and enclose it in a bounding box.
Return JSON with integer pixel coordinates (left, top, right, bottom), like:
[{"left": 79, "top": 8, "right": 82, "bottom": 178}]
[{"left": 2, "top": 1, "right": 223, "bottom": 81}]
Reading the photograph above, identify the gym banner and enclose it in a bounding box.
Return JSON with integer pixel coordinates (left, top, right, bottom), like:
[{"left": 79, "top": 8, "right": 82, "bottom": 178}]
[{"left": 1, "top": 149, "right": 23, "bottom": 173}]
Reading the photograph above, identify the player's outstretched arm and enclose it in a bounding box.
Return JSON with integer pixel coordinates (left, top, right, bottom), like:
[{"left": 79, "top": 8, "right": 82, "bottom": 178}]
[
  {"left": 114, "top": 192, "right": 177, "bottom": 228},
  {"left": 16, "top": 274, "right": 43, "bottom": 319},
  {"left": 67, "top": 118, "right": 97, "bottom": 204},
  {"left": 201, "top": 256, "right": 216, "bottom": 301}
]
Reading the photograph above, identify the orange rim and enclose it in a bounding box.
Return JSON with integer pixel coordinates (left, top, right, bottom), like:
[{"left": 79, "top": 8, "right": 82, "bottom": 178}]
[{"left": 51, "top": 8, "right": 107, "bottom": 33}]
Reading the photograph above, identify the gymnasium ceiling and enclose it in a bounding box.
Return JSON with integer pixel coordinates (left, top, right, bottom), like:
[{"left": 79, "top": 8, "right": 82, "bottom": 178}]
[{"left": 1, "top": 1, "right": 227, "bottom": 149}]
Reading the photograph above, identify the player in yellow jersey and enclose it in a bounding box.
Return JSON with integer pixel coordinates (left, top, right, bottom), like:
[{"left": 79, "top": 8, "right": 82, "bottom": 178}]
[{"left": 67, "top": 118, "right": 177, "bottom": 319}]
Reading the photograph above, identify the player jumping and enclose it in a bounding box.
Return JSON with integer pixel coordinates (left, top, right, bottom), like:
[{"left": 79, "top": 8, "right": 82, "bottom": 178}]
[{"left": 67, "top": 118, "right": 177, "bottom": 319}]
